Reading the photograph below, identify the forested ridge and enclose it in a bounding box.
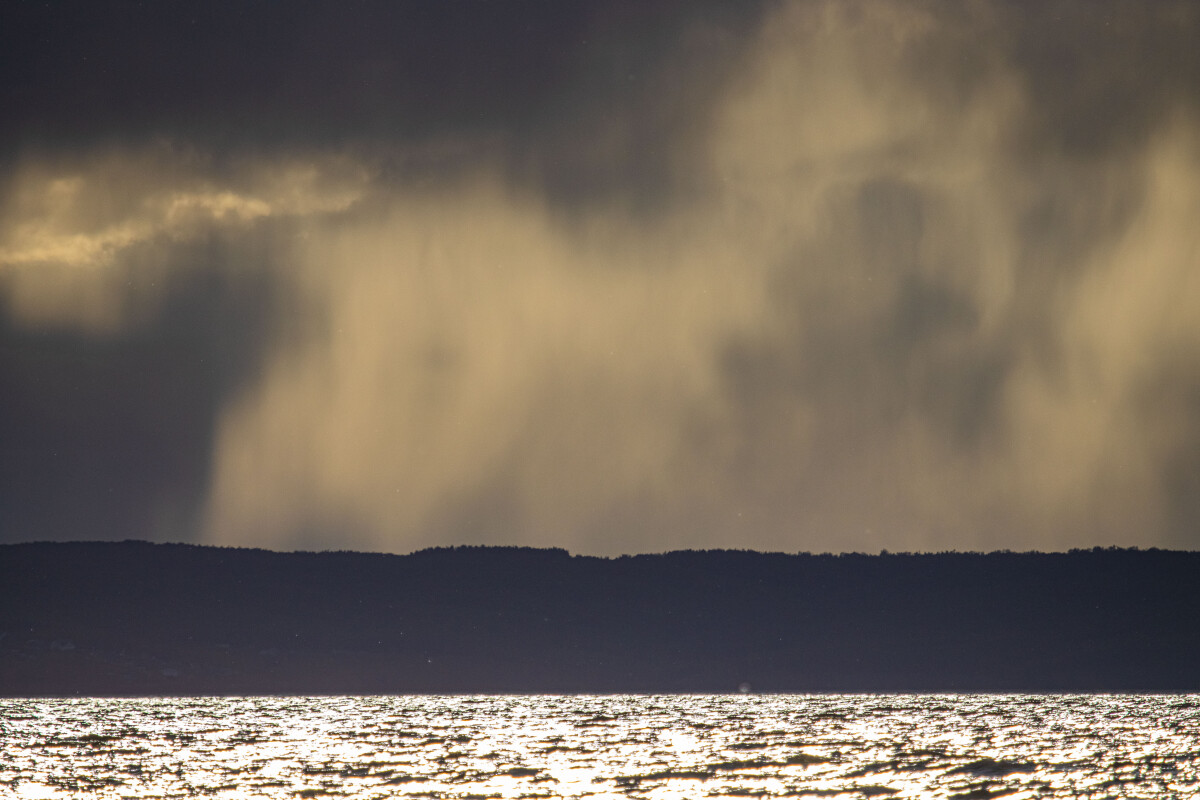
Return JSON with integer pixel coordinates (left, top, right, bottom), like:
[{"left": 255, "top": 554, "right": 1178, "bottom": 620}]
[{"left": 1, "top": 541, "right": 1196, "bottom": 696}]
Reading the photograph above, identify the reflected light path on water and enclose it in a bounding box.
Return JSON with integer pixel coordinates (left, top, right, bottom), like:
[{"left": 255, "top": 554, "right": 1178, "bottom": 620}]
[{"left": 2, "top": 694, "right": 1198, "bottom": 798}]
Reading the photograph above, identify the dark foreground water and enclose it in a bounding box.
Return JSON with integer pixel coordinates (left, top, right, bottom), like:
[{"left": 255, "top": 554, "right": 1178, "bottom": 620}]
[{"left": 2, "top": 695, "right": 1198, "bottom": 798}]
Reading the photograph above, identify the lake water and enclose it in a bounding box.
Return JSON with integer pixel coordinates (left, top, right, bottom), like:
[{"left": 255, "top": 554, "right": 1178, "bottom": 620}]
[{"left": 1, "top": 695, "right": 1197, "bottom": 798}]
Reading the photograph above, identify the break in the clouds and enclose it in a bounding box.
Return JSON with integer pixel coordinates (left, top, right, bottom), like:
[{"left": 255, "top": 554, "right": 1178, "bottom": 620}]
[{"left": 2, "top": 1, "right": 1199, "bottom": 555}]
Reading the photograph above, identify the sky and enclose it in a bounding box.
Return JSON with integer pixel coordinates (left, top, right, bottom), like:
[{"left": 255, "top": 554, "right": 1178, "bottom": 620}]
[{"left": 2, "top": 0, "right": 1199, "bottom": 556}]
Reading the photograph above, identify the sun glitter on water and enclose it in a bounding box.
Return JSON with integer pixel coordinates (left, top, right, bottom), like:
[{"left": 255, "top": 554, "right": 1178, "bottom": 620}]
[{"left": 1, "top": 695, "right": 1198, "bottom": 798}]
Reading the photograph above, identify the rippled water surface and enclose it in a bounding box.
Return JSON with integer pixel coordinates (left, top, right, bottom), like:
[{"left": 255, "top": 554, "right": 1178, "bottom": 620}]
[{"left": 2, "top": 695, "right": 1198, "bottom": 798}]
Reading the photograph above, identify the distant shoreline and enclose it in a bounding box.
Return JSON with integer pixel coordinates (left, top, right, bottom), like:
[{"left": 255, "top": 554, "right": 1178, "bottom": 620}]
[{"left": 3, "top": 541, "right": 1198, "bottom": 697}]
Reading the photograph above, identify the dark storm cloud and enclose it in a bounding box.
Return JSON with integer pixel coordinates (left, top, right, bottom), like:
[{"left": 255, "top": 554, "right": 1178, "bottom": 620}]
[
  {"left": 3, "top": 0, "right": 1200, "bottom": 554},
  {"left": 0, "top": 1, "right": 586, "bottom": 148},
  {"left": 0, "top": 1, "right": 763, "bottom": 198},
  {"left": 0, "top": 239, "right": 276, "bottom": 542}
]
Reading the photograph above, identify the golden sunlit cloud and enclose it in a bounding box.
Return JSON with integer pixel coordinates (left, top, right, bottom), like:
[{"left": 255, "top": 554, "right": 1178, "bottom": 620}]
[
  {"left": 204, "top": 174, "right": 770, "bottom": 552},
  {"left": 0, "top": 149, "right": 367, "bottom": 332},
  {"left": 1006, "top": 114, "right": 1200, "bottom": 540}
]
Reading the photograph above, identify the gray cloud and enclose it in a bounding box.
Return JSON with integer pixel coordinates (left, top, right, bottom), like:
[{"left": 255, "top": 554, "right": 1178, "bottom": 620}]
[{"left": 1007, "top": 1, "right": 1200, "bottom": 157}]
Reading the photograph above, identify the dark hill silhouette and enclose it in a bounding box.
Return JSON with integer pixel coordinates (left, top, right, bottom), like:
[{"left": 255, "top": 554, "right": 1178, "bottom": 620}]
[{"left": 1, "top": 541, "right": 1197, "bottom": 696}]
